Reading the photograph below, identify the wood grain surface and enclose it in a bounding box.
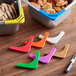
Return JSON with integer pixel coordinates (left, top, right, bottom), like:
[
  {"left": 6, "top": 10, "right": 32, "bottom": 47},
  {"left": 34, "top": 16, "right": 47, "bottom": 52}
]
[{"left": 0, "top": 1, "right": 76, "bottom": 76}]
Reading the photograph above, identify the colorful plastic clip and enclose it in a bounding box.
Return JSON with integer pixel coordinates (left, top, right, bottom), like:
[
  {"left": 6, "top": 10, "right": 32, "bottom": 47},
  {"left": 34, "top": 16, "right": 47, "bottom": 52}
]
[
  {"left": 24, "top": 32, "right": 49, "bottom": 48},
  {"left": 29, "top": 48, "right": 56, "bottom": 63},
  {"left": 45, "top": 44, "right": 69, "bottom": 58},
  {"left": 39, "top": 31, "right": 65, "bottom": 44},
  {"left": 9, "top": 36, "right": 34, "bottom": 53},
  {"left": 53, "top": 44, "right": 69, "bottom": 58},
  {"left": 16, "top": 51, "right": 40, "bottom": 69}
]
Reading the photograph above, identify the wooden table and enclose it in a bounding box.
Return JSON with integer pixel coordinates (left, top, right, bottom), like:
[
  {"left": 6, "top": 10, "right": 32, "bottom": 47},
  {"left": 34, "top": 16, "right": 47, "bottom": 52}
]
[{"left": 0, "top": 1, "right": 76, "bottom": 76}]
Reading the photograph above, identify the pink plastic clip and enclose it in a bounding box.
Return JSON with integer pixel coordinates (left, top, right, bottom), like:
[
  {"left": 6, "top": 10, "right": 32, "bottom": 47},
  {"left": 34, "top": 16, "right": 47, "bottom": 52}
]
[
  {"left": 9, "top": 36, "right": 34, "bottom": 53},
  {"left": 29, "top": 48, "right": 56, "bottom": 63}
]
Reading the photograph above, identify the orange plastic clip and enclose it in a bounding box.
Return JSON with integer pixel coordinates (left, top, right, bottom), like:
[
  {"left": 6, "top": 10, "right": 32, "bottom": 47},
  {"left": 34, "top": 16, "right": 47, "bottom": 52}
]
[{"left": 24, "top": 32, "right": 49, "bottom": 48}]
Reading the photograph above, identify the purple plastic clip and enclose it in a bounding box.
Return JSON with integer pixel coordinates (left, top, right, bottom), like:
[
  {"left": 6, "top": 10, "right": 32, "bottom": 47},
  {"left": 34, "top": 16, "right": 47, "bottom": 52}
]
[{"left": 29, "top": 48, "right": 56, "bottom": 63}]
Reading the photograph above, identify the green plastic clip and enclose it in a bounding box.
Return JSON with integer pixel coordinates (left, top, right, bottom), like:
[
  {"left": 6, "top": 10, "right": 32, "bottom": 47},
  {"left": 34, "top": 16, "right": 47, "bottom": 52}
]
[{"left": 16, "top": 51, "right": 40, "bottom": 69}]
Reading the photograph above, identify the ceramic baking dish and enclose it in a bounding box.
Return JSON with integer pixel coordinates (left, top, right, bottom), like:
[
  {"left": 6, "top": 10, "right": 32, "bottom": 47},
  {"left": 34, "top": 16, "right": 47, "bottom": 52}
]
[
  {"left": 23, "top": 0, "right": 76, "bottom": 28},
  {"left": 0, "top": 0, "right": 25, "bottom": 35}
]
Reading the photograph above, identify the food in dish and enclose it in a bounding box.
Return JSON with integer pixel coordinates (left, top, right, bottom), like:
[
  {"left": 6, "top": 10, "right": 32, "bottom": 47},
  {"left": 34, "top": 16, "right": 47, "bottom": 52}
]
[
  {"left": 0, "top": 3, "right": 18, "bottom": 21},
  {"left": 30, "top": 0, "right": 69, "bottom": 14}
]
